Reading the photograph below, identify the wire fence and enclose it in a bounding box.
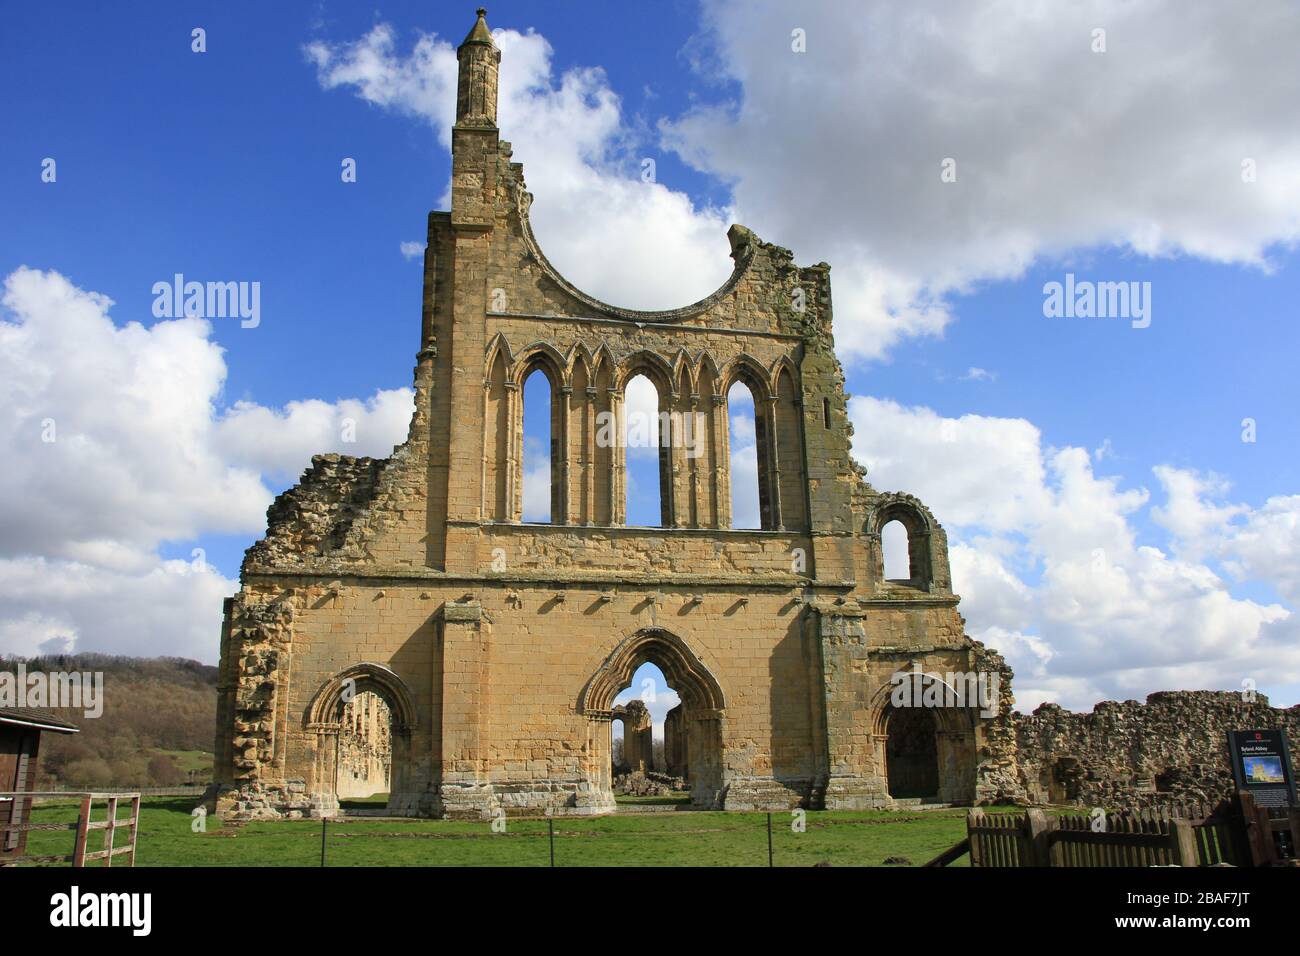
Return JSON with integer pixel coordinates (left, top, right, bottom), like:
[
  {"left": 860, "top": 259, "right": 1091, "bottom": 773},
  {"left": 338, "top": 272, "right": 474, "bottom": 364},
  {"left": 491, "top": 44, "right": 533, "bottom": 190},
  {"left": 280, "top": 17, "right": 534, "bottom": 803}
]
[
  {"left": 309, "top": 810, "right": 940, "bottom": 868},
  {"left": 31, "top": 786, "right": 206, "bottom": 801},
  {"left": 16, "top": 795, "right": 975, "bottom": 867}
]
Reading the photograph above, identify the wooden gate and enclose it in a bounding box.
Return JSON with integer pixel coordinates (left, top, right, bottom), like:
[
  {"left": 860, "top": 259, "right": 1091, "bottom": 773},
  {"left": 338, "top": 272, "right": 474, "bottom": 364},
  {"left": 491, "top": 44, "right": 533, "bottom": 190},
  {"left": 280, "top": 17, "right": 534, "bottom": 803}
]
[{"left": 0, "top": 792, "right": 141, "bottom": 867}]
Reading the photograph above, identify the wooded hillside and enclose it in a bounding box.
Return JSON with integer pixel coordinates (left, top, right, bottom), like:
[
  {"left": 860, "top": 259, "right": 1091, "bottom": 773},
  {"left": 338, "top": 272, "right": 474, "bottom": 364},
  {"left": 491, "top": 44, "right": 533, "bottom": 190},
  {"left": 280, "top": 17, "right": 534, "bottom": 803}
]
[{"left": 1, "top": 654, "right": 217, "bottom": 788}]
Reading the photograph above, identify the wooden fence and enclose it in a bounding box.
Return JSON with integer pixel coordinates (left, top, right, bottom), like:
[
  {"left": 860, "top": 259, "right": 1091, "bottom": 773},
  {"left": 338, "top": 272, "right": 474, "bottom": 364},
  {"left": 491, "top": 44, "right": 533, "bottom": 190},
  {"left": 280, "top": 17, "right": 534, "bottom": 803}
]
[
  {"left": 976, "top": 807, "right": 1204, "bottom": 867},
  {"left": 0, "top": 791, "right": 141, "bottom": 867},
  {"left": 1237, "top": 790, "right": 1300, "bottom": 866},
  {"left": 926, "top": 793, "right": 1299, "bottom": 867}
]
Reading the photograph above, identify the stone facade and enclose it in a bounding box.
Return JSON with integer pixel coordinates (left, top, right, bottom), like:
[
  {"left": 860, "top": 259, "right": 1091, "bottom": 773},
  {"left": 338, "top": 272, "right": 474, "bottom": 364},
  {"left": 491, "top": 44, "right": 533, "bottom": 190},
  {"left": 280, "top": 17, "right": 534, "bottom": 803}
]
[{"left": 211, "top": 10, "right": 1008, "bottom": 821}]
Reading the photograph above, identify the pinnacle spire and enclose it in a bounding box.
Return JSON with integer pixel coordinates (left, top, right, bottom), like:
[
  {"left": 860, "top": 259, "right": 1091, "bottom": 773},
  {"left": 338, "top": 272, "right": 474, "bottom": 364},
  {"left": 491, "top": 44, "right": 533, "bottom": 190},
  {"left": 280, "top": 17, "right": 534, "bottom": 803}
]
[
  {"left": 455, "top": 7, "right": 501, "bottom": 128},
  {"left": 461, "top": 8, "right": 495, "bottom": 48}
]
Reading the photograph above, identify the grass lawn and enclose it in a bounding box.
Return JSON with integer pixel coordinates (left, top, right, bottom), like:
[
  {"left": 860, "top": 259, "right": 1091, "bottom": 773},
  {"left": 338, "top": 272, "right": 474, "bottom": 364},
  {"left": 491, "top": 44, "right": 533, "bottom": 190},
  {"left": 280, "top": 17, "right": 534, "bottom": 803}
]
[
  {"left": 614, "top": 793, "right": 692, "bottom": 807},
  {"left": 338, "top": 792, "right": 390, "bottom": 810},
  {"left": 154, "top": 750, "right": 213, "bottom": 777},
  {"left": 18, "top": 796, "right": 995, "bottom": 867}
]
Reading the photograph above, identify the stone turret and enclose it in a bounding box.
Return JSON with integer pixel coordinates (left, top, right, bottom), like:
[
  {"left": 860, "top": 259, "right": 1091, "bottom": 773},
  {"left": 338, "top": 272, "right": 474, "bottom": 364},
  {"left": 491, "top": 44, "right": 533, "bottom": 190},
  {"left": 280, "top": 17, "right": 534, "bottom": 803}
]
[{"left": 455, "top": 8, "right": 500, "bottom": 129}]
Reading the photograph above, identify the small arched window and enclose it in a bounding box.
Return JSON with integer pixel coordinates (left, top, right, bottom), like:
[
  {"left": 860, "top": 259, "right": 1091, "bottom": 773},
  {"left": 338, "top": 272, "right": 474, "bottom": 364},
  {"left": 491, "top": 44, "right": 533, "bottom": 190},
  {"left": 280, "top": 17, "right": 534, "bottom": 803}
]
[
  {"left": 881, "top": 519, "right": 911, "bottom": 580},
  {"left": 876, "top": 504, "right": 933, "bottom": 589}
]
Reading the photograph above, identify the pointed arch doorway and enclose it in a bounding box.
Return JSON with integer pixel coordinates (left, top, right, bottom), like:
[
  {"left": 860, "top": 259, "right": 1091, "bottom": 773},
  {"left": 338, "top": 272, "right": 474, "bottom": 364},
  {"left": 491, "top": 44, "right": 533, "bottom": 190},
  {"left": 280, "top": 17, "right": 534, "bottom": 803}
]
[
  {"left": 305, "top": 663, "right": 418, "bottom": 815},
  {"left": 581, "top": 628, "right": 725, "bottom": 809}
]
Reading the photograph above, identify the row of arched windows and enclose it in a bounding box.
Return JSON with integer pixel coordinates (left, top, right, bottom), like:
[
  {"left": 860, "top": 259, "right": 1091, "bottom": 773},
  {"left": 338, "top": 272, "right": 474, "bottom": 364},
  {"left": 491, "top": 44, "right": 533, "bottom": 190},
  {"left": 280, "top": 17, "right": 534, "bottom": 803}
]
[
  {"left": 483, "top": 344, "right": 808, "bottom": 531},
  {"left": 521, "top": 371, "right": 767, "bottom": 528}
]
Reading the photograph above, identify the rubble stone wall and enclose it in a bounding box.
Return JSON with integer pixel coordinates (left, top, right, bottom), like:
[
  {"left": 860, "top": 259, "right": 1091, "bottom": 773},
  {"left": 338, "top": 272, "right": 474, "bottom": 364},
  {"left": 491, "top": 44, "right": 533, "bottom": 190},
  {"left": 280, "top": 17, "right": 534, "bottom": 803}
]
[{"left": 1014, "top": 691, "right": 1300, "bottom": 807}]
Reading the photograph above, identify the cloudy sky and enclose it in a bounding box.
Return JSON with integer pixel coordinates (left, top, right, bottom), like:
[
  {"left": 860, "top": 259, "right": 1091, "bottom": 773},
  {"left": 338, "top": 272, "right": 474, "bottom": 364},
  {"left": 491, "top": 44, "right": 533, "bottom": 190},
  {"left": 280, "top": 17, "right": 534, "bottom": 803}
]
[{"left": 3, "top": 1, "right": 1299, "bottom": 716}]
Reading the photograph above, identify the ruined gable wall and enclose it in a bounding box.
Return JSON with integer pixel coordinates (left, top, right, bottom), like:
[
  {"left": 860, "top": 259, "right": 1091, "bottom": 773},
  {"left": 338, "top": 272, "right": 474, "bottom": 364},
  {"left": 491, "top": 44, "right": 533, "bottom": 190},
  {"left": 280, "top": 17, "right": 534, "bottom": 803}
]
[
  {"left": 242, "top": 455, "right": 391, "bottom": 573},
  {"left": 216, "top": 50, "right": 983, "bottom": 819}
]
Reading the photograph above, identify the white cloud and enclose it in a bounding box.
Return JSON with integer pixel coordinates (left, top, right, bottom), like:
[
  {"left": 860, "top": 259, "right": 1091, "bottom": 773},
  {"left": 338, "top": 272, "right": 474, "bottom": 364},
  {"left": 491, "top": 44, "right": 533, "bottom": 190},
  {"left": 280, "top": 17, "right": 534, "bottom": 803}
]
[
  {"left": 521, "top": 435, "right": 551, "bottom": 522},
  {"left": 1153, "top": 467, "right": 1300, "bottom": 604},
  {"left": 728, "top": 436, "right": 760, "bottom": 531},
  {"left": 663, "top": 0, "right": 1300, "bottom": 360},
  {"left": 623, "top": 374, "right": 661, "bottom": 458},
  {"left": 216, "top": 389, "right": 413, "bottom": 483},
  {"left": 850, "top": 395, "right": 1297, "bottom": 709},
  {"left": 0, "top": 267, "right": 411, "bottom": 662},
  {"left": 1222, "top": 495, "right": 1300, "bottom": 604},
  {"left": 399, "top": 241, "right": 424, "bottom": 260},
  {"left": 9, "top": 6, "right": 1299, "bottom": 701},
  {"left": 305, "top": 21, "right": 736, "bottom": 313},
  {"left": 0, "top": 557, "right": 235, "bottom": 660},
  {"left": 0, "top": 267, "right": 266, "bottom": 562},
  {"left": 881, "top": 520, "right": 910, "bottom": 578}
]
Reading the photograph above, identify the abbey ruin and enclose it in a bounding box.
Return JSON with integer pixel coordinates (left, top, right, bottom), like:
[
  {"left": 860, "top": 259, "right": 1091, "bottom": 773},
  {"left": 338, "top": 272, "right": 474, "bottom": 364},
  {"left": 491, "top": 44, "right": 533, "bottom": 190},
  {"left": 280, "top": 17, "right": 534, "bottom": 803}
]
[{"left": 211, "top": 11, "right": 1298, "bottom": 821}]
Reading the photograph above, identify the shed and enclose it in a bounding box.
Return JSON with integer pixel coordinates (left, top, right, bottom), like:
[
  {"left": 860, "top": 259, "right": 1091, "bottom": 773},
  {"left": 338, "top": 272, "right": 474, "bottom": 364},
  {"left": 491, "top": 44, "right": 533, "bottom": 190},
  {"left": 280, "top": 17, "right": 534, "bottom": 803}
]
[{"left": 0, "top": 707, "right": 79, "bottom": 861}]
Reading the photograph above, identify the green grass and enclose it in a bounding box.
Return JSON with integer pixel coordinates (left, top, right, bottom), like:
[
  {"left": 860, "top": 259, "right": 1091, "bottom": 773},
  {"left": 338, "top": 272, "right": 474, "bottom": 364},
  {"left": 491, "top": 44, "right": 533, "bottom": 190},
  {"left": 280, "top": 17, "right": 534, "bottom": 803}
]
[
  {"left": 614, "top": 793, "right": 692, "bottom": 807},
  {"left": 154, "top": 750, "right": 213, "bottom": 777},
  {"left": 338, "top": 792, "right": 390, "bottom": 810},
  {"left": 18, "top": 796, "right": 997, "bottom": 867}
]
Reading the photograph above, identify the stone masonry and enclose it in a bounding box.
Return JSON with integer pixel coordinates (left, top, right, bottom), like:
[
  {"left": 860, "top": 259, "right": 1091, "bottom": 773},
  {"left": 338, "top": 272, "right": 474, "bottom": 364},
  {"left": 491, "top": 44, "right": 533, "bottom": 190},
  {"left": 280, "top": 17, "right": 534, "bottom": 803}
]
[
  {"left": 211, "top": 9, "right": 1020, "bottom": 820},
  {"left": 1013, "top": 691, "right": 1300, "bottom": 808}
]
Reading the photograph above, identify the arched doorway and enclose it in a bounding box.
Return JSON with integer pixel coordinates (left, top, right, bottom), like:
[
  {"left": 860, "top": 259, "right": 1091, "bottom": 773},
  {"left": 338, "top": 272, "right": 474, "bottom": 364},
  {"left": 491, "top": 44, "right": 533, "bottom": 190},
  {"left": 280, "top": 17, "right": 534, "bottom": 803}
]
[
  {"left": 884, "top": 706, "right": 939, "bottom": 800},
  {"left": 581, "top": 628, "right": 725, "bottom": 809},
  {"left": 306, "top": 663, "right": 417, "bottom": 815},
  {"left": 335, "top": 690, "right": 392, "bottom": 810}
]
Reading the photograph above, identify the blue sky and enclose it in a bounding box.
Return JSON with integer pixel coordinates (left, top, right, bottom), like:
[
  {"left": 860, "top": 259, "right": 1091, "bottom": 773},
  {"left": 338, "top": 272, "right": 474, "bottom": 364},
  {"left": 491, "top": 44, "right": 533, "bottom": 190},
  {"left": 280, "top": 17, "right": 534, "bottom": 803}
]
[{"left": 3, "top": 1, "right": 1299, "bottom": 715}]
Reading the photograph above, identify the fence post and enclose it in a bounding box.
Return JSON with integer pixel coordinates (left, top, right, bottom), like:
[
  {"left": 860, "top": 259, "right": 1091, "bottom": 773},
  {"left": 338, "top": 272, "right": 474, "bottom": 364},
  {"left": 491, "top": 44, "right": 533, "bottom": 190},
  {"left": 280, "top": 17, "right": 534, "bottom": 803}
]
[
  {"left": 1238, "top": 790, "right": 1272, "bottom": 866},
  {"left": 1024, "top": 809, "right": 1052, "bottom": 867},
  {"left": 126, "top": 795, "right": 141, "bottom": 867},
  {"left": 1172, "top": 819, "right": 1199, "bottom": 867},
  {"left": 71, "top": 795, "right": 92, "bottom": 868},
  {"left": 967, "top": 809, "right": 984, "bottom": 868},
  {"left": 103, "top": 796, "right": 118, "bottom": 868},
  {"left": 767, "top": 812, "right": 774, "bottom": 867}
]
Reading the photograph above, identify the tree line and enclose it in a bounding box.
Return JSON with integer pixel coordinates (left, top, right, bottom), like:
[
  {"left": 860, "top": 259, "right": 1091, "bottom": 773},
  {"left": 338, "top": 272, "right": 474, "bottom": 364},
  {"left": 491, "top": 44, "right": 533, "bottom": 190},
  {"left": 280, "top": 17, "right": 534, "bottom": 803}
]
[{"left": 1, "top": 653, "right": 217, "bottom": 789}]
